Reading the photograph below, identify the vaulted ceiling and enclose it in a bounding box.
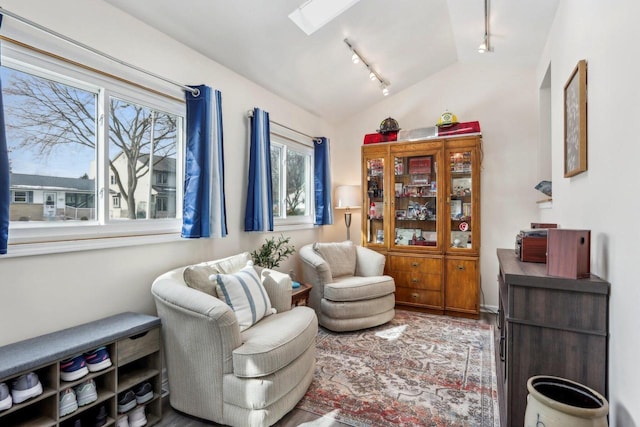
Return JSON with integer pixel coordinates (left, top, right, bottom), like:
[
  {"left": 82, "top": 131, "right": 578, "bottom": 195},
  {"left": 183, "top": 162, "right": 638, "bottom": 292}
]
[{"left": 104, "top": 0, "right": 559, "bottom": 123}]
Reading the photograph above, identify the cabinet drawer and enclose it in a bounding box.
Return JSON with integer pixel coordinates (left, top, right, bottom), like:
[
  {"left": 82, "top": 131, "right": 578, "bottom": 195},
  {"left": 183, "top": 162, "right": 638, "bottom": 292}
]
[
  {"left": 396, "top": 287, "right": 442, "bottom": 307},
  {"left": 388, "top": 255, "right": 442, "bottom": 273},
  {"left": 117, "top": 328, "right": 160, "bottom": 366},
  {"left": 391, "top": 271, "right": 442, "bottom": 291}
]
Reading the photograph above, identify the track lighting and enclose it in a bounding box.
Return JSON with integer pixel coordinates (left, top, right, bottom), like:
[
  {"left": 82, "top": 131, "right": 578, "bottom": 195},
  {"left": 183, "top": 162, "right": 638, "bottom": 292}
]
[{"left": 344, "top": 38, "right": 391, "bottom": 96}]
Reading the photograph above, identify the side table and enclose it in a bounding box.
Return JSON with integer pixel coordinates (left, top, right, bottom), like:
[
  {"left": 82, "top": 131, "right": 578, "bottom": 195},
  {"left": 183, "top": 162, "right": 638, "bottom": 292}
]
[{"left": 291, "top": 283, "right": 312, "bottom": 306}]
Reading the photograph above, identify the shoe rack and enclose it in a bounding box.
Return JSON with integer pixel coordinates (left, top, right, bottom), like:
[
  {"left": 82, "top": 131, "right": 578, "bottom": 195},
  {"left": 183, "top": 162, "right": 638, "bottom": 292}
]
[{"left": 0, "top": 312, "right": 162, "bottom": 427}]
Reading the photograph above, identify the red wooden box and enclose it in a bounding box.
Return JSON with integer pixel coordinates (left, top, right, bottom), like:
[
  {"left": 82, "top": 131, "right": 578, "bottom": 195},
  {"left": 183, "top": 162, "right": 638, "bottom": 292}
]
[{"left": 546, "top": 229, "right": 591, "bottom": 279}]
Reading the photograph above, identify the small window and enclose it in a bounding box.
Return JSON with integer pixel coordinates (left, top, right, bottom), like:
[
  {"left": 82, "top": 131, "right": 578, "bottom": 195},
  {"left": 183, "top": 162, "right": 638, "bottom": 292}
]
[
  {"left": 270, "top": 127, "right": 314, "bottom": 227},
  {"left": 112, "top": 195, "right": 120, "bottom": 208},
  {"left": 156, "top": 172, "right": 168, "bottom": 185},
  {"left": 12, "top": 191, "right": 32, "bottom": 203}
]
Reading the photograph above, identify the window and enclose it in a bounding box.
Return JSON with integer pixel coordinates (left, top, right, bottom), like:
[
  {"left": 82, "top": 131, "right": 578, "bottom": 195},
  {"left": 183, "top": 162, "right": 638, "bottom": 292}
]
[
  {"left": 12, "top": 190, "right": 34, "bottom": 204},
  {"left": 1, "top": 41, "right": 185, "bottom": 250},
  {"left": 156, "top": 171, "right": 168, "bottom": 185},
  {"left": 269, "top": 125, "right": 314, "bottom": 228}
]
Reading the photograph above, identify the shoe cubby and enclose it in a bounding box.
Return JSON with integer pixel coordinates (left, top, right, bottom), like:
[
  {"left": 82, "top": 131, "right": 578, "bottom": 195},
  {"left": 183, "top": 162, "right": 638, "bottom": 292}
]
[{"left": 0, "top": 313, "right": 162, "bottom": 427}]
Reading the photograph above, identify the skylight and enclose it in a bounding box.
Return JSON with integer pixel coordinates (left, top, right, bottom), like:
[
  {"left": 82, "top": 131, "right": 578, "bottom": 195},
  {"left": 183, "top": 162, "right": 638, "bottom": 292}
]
[{"left": 288, "top": 0, "right": 360, "bottom": 35}]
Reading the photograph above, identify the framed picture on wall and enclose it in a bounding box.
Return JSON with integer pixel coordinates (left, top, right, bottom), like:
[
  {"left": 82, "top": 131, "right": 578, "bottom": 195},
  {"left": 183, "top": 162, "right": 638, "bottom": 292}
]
[{"left": 564, "top": 59, "right": 588, "bottom": 177}]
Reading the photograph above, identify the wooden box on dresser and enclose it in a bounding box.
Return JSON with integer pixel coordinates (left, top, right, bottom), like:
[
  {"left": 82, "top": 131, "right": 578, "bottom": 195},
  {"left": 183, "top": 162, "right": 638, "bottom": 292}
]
[
  {"left": 497, "top": 249, "right": 609, "bottom": 427},
  {"left": 362, "top": 135, "right": 482, "bottom": 318},
  {"left": 0, "top": 312, "right": 162, "bottom": 427}
]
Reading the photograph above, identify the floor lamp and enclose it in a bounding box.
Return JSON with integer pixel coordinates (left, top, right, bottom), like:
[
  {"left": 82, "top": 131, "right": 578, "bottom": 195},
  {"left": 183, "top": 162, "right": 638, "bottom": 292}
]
[{"left": 334, "top": 185, "right": 361, "bottom": 241}]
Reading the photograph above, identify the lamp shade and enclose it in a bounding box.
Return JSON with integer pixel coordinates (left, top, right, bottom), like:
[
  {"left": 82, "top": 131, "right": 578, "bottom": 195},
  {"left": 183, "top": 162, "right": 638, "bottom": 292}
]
[{"left": 334, "top": 185, "right": 361, "bottom": 209}]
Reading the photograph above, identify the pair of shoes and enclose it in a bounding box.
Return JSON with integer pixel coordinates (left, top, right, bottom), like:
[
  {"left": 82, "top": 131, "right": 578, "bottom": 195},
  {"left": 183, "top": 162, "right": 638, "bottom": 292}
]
[
  {"left": 11, "top": 372, "right": 43, "bottom": 404},
  {"left": 0, "top": 383, "right": 12, "bottom": 411},
  {"left": 75, "top": 379, "right": 98, "bottom": 406},
  {"left": 60, "top": 379, "right": 97, "bottom": 417},
  {"left": 59, "top": 388, "right": 78, "bottom": 417},
  {"left": 118, "top": 382, "right": 153, "bottom": 413},
  {"left": 117, "top": 406, "right": 147, "bottom": 427},
  {"left": 61, "top": 347, "right": 112, "bottom": 382}
]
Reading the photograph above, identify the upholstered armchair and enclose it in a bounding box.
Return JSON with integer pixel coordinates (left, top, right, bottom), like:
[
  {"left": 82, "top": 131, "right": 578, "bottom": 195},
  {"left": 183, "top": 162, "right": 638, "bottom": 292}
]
[
  {"left": 299, "top": 241, "right": 395, "bottom": 332},
  {"left": 151, "top": 253, "right": 317, "bottom": 427}
]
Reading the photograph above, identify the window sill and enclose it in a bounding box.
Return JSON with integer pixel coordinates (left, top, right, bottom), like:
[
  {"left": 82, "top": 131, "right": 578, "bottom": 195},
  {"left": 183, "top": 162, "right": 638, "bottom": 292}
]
[
  {"left": 273, "top": 223, "right": 317, "bottom": 232},
  {"left": 3, "top": 232, "right": 184, "bottom": 258}
]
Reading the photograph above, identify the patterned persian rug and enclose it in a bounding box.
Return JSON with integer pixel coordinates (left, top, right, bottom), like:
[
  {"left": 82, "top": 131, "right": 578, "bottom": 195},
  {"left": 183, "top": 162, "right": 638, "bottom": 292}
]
[{"left": 296, "top": 310, "right": 499, "bottom": 427}]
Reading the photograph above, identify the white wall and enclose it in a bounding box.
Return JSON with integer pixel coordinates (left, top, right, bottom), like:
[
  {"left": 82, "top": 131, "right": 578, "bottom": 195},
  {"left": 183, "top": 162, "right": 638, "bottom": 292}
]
[
  {"left": 537, "top": 1, "right": 640, "bottom": 425},
  {"left": 0, "top": 0, "right": 332, "bottom": 346},
  {"left": 328, "top": 61, "right": 541, "bottom": 310}
]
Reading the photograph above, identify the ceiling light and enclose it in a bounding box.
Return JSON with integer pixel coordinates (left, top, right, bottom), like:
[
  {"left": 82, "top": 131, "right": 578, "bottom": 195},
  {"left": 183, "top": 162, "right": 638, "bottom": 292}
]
[
  {"left": 478, "top": 0, "right": 492, "bottom": 53},
  {"left": 344, "top": 38, "right": 391, "bottom": 97},
  {"left": 289, "top": 0, "right": 361, "bottom": 35},
  {"left": 478, "top": 37, "right": 487, "bottom": 53}
]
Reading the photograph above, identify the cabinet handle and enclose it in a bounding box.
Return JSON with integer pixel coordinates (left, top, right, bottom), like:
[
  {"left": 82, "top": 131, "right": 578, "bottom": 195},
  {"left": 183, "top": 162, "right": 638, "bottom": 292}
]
[
  {"left": 411, "top": 278, "right": 419, "bottom": 283},
  {"left": 411, "top": 262, "right": 419, "bottom": 267},
  {"left": 456, "top": 265, "right": 465, "bottom": 270},
  {"left": 411, "top": 292, "right": 419, "bottom": 299}
]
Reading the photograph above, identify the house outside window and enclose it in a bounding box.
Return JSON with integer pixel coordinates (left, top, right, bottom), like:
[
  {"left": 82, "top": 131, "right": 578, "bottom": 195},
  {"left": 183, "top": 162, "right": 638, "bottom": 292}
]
[
  {"left": 1, "top": 41, "right": 185, "bottom": 250},
  {"left": 269, "top": 125, "right": 314, "bottom": 228}
]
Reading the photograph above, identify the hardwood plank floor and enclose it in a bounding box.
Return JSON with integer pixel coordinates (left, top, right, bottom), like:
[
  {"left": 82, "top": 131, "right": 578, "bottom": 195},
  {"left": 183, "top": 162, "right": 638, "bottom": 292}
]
[{"left": 155, "top": 312, "right": 501, "bottom": 427}]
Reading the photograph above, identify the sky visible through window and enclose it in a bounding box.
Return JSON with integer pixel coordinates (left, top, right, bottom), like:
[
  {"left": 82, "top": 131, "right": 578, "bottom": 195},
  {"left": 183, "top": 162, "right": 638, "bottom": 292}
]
[{"left": 1, "top": 66, "right": 96, "bottom": 179}]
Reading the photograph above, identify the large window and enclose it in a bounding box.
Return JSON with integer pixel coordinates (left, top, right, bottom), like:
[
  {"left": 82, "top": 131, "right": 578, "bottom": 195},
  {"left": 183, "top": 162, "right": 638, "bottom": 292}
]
[
  {"left": 270, "top": 127, "right": 314, "bottom": 228},
  {"left": 1, "top": 43, "right": 184, "bottom": 249}
]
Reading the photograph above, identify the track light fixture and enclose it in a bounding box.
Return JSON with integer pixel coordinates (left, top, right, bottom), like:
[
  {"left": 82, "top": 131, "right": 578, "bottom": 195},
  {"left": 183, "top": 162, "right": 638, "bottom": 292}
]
[
  {"left": 344, "top": 38, "right": 390, "bottom": 96},
  {"left": 478, "top": 0, "right": 492, "bottom": 53}
]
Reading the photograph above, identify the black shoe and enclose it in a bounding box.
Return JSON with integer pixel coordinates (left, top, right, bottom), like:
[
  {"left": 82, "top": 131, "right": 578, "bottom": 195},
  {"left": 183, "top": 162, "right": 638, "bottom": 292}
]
[
  {"left": 95, "top": 404, "right": 108, "bottom": 427},
  {"left": 118, "top": 390, "right": 136, "bottom": 413}
]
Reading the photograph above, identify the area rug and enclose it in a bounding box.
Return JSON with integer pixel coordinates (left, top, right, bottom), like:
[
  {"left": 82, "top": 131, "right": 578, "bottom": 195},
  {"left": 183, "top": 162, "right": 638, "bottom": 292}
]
[{"left": 296, "top": 310, "right": 499, "bottom": 427}]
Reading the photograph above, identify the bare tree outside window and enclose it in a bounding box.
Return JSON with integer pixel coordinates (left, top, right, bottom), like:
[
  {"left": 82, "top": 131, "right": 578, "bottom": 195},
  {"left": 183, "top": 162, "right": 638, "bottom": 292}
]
[{"left": 2, "top": 66, "right": 179, "bottom": 221}]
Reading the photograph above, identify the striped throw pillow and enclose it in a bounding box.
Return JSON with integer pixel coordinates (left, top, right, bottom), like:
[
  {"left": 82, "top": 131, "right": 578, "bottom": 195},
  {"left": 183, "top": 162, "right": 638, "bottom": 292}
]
[{"left": 210, "top": 262, "right": 276, "bottom": 331}]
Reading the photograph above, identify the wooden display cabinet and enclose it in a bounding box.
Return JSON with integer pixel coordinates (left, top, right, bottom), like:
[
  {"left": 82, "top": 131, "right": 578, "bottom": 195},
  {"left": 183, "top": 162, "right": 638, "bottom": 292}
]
[{"left": 361, "top": 135, "right": 482, "bottom": 318}]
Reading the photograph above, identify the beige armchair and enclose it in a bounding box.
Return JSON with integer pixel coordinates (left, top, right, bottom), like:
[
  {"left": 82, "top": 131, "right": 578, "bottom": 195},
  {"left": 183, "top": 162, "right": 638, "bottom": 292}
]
[
  {"left": 300, "top": 241, "right": 395, "bottom": 332},
  {"left": 151, "top": 253, "right": 317, "bottom": 427}
]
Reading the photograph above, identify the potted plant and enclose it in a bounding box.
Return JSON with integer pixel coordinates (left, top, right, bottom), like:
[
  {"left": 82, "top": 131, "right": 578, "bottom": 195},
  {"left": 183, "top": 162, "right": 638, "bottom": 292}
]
[{"left": 251, "top": 234, "right": 295, "bottom": 269}]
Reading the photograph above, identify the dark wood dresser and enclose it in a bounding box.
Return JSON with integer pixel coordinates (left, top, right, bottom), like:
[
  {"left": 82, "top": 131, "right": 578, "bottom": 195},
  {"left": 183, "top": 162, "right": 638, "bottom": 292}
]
[{"left": 496, "top": 248, "right": 609, "bottom": 427}]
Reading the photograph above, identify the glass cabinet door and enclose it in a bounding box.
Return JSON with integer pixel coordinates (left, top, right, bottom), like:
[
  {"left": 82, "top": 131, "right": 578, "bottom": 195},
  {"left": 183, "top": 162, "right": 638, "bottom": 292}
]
[
  {"left": 365, "top": 155, "right": 385, "bottom": 246},
  {"left": 448, "top": 149, "right": 475, "bottom": 251},
  {"left": 391, "top": 151, "right": 439, "bottom": 250}
]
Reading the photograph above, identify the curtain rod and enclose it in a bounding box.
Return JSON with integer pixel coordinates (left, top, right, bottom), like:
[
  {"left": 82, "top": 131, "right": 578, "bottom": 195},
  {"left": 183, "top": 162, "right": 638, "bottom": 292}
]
[
  {"left": 0, "top": 7, "right": 200, "bottom": 97},
  {"left": 247, "top": 110, "right": 318, "bottom": 141}
]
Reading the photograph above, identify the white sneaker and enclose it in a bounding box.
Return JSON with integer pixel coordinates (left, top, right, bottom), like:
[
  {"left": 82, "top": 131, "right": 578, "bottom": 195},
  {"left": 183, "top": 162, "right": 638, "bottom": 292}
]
[
  {"left": 59, "top": 388, "right": 78, "bottom": 417},
  {"left": 128, "top": 405, "right": 147, "bottom": 427},
  {"left": 11, "top": 372, "right": 43, "bottom": 404},
  {"left": 117, "top": 414, "right": 129, "bottom": 427},
  {"left": 0, "top": 383, "right": 12, "bottom": 411},
  {"left": 74, "top": 379, "right": 98, "bottom": 406}
]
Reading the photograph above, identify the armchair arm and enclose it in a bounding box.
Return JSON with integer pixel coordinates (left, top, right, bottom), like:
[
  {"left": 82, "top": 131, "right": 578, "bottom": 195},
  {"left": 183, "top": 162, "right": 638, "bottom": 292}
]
[
  {"left": 299, "top": 244, "right": 333, "bottom": 286},
  {"left": 355, "top": 245, "right": 386, "bottom": 276},
  {"left": 151, "top": 269, "right": 241, "bottom": 376},
  {"left": 258, "top": 267, "right": 293, "bottom": 313}
]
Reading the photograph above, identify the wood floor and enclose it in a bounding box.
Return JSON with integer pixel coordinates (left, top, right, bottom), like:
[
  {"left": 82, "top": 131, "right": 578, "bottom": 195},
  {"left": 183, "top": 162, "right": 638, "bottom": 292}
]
[{"left": 155, "top": 312, "right": 502, "bottom": 427}]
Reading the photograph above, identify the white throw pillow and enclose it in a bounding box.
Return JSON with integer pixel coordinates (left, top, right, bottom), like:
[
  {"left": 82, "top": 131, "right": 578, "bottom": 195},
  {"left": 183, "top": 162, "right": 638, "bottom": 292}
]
[{"left": 210, "top": 261, "right": 276, "bottom": 331}]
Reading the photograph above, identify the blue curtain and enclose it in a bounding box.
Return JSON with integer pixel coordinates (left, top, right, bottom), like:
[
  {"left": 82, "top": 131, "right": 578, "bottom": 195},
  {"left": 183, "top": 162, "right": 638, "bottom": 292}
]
[
  {"left": 314, "top": 137, "right": 333, "bottom": 225},
  {"left": 182, "top": 85, "right": 227, "bottom": 238},
  {"left": 244, "top": 108, "right": 273, "bottom": 231},
  {"left": 0, "top": 15, "right": 10, "bottom": 254}
]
